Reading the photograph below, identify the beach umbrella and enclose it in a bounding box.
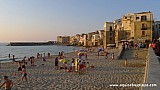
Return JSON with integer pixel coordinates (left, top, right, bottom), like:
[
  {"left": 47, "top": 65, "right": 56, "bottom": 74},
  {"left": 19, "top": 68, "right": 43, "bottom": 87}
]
[{"left": 59, "top": 59, "right": 70, "bottom": 62}]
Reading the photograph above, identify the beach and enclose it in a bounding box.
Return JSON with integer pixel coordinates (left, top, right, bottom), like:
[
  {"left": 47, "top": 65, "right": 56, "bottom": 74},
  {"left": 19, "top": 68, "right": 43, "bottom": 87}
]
[{"left": 0, "top": 48, "right": 148, "bottom": 90}]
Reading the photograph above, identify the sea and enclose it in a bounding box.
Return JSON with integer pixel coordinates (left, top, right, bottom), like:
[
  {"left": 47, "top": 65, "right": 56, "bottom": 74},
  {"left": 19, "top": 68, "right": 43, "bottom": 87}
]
[{"left": 0, "top": 43, "right": 80, "bottom": 63}]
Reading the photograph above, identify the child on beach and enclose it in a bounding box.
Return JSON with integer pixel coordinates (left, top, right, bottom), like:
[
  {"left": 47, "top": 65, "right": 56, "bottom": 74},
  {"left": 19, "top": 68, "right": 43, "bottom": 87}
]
[{"left": 0, "top": 76, "right": 13, "bottom": 90}]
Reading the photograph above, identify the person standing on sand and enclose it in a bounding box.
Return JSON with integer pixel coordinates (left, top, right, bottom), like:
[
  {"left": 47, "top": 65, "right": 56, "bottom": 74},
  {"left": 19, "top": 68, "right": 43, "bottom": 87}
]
[
  {"left": 111, "top": 53, "right": 115, "bottom": 60},
  {"left": 0, "top": 76, "right": 13, "bottom": 90},
  {"left": 12, "top": 55, "right": 15, "bottom": 62},
  {"left": 9, "top": 54, "right": 11, "bottom": 59},
  {"left": 55, "top": 57, "right": 59, "bottom": 70},
  {"left": 105, "top": 52, "right": 109, "bottom": 59},
  {"left": 18, "top": 65, "right": 28, "bottom": 85}
]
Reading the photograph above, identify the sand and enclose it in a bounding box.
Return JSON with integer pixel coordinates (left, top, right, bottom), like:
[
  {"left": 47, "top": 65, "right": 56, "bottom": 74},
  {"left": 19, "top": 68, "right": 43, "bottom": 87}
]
[{"left": 0, "top": 47, "right": 148, "bottom": 90}]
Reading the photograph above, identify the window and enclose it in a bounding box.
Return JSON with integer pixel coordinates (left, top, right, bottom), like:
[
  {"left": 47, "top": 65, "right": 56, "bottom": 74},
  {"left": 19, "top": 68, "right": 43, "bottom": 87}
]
[
  {"left": 141, "top": 15, "right": 147, "bottom": 21},
  {"left": 110, "top": 38, "right": 112, "bottom": 41},
  {"left": 110, "top": 26, "right": 112, "bottom": 31},
  {"left": 125, "top": 17, "right": 127, "bottom": 19},
  {"left": 159, "top": 24, "right": 160, "bottom": 29},
  {"left": 136, "top": 17, "right": 139, "bottom": 20},
  {"left": 141, "top": 23, "right": 147, "bottom": 30},
  {"left": 109, "top": 33, "right": 112, "bottom": 37},
  {"left": 142, "top": 31, "right": 145, "bottom": 36}
]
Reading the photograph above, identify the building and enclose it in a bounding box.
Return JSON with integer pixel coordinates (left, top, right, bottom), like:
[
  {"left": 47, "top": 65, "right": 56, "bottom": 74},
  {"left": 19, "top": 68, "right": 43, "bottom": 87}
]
[
  {"left": 70, "top": 34, "right": 80, "bottom": 45},
  {"left": 79, "top": 34, "right": 87, "bottom": 46},
  {"left": 57, "top": 36, "right": 70, "bottom": 44},
  {"left": 87, "top": 32, "right": 95, "bottom": 47},
  {"left": 103, "top": 22, "right": 115, "bottom": 48},
  {"left": 153, "top": 21, "right": 160, "bottom": 39},
  {"left": 97, "top": 30, "right": 105, "bottom": 46},
  {"left": 114, "top": 19, "right": 123, "bottom": 47},
  {"left": 122, "top": 11, "right": 153, "bottom": 43}
]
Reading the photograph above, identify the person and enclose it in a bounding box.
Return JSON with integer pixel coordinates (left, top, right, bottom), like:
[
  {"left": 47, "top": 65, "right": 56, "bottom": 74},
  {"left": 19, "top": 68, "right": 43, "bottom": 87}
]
[
  {"left": 105, "top": 52, "right": 109, "bottom": 59},
  {"left": 86, "top": 62, "right": 90, "bottom": 71},
  {"left": 78, "top": 60, "right": 83, "bottom": 74},
  {"left": 9, "top": 54, "right": 10, "bottom": 59},
  {"left": 43, "top": 57, "right": 46, "bottom": 62},
  {"left": 19, "top": 65, "right": 28, "bottom": 85},
  {"left": 85, "top": 53, "right": 87, "bottom": 60},
  {"left": 98, "top": 51, "right": 100, "bottom": 57},
  {"left": 71, "top": 59, "right": 75, "bottom": 71},
  {"left": 18, "top": 61, "right": 22, "bottom": 76},
  {"left": 55, "top": 57, "right": 59, "bottom": 70},
  {"left": 12, "top": 55, "right": 15, "bottom": 62},
  {"left": 48, "top": 53, "right": 50, "bottom": 58},
  {"left": 111, "top": 53, "right": 115, "bottom": 60},
  {"left": 0, "top": 76, "right": 13, "bottom": 90}
]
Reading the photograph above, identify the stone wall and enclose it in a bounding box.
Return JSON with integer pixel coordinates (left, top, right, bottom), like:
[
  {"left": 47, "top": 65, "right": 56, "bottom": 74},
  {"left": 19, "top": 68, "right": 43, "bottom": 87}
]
[{"left": 143, "top": 47, "right": 160, "bottom": 90}]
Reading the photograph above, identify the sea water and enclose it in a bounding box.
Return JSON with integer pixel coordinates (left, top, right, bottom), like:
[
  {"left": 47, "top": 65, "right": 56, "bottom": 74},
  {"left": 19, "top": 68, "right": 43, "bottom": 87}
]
[{"left": 0, "top": 43, "right": 80, "bottom": 63}]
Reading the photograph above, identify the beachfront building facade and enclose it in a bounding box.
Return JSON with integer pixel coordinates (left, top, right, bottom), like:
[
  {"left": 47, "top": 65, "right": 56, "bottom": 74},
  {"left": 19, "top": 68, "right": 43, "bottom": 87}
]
[
  {"left": 79, "top": 34, "right": 87, "bottom": 46},
  {"left": 57, "top": 36, "right": 70, "bottom": 44},
  {"left": 87, "top": 32, "right": 95, "bottom": 47},
  {"left": 70, "top": 34, "right": 80, "bottom": 45},
  {"left": 92, "top": 32, "right": 99, "bottom": 46},
  {"left": 114, "top": 19, "right": 123, "bottom": 47},
  {"left": 121, "top": 11, "right": 153, "bottom": 43},
  {"left": 133, "top": 12, "right": 153, "bottom": 43},
  {"left": 103, "top": 22, "right": 115, "bottom": 48},
  {"left": 153, "top": 21, "right": 160, "bottom": 39},
  {"left": 97, "top": 30, "right": 105, "bottom": 46}
]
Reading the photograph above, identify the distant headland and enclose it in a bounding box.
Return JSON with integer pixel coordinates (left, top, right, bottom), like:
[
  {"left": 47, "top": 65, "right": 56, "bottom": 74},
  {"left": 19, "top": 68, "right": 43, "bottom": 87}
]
[{"left": 7, "top": 41, "right": 57, "bottom": 46}]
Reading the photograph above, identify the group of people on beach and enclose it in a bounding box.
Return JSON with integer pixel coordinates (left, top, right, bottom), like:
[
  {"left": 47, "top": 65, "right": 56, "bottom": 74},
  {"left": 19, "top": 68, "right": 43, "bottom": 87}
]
[
  {"left": 55, "top": 57, "right": 91, "bottom": 74},
  {"left": 0, "top": 61, "right": 28, "bottom": 90},
  {"left": 54, "top": 50, "right": 93, "bottom": 74}
]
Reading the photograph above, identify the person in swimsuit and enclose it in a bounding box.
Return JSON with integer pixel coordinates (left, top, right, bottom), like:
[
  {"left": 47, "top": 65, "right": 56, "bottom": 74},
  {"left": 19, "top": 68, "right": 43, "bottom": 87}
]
[
  {"left": 18, "top": 61, "right": 22, "bottom": 75},
  {"left": 18, "top": 65, "right": 28, "bottom": 84},
  {"left": 0, "top": 76, "right": 13, "bottom": 90}
]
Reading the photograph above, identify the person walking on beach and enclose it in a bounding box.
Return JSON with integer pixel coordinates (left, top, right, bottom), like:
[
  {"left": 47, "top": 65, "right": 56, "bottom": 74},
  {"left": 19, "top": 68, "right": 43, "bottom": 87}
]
[
  {"left": 19, "top": 65, "right": 28, "bottom": 85},
  {"left": 0, "top": 76, "right": 13, "bottom": 90},
  {"left": 55, "top": 57, "right": 59, "bottom": 70}
]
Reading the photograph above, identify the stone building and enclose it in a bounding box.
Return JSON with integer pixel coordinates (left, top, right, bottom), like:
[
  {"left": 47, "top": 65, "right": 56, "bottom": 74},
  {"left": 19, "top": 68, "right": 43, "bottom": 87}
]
[
  {"left": 122, "top": 11, "right": 153, "bottom": 43},
  {"left": 57, "top": 36, "right": 70, "bottom": 44},
  {"left": 103, "top": 22, "right": 115, "bottom": 48},
  {"left": 153, "top": 21, "right": 160, "bottom": 39}
]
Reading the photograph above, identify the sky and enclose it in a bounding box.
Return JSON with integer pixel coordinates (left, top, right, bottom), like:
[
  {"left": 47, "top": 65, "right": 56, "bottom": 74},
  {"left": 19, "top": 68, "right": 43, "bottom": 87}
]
[{"left": 0, "top": 0, "right": 159, "bottom": 42}]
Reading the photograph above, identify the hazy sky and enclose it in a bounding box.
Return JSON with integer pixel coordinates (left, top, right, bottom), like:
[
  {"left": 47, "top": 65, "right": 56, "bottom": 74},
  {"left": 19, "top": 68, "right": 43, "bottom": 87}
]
[{"left": 0, "top": 0, "right": 159, "bottom": 42}]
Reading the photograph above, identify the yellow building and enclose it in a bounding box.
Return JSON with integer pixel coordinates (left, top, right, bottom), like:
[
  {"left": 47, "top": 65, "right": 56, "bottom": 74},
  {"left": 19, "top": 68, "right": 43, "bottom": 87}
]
[
  {"left": 103, "top": 22, "right": 115, "bottom": 48},
  {"left": 134, "top": 12, "right": 153, "bottom": 43},
  {"left": 122, "top": 11, "right": 153, "bottom": 43}
]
